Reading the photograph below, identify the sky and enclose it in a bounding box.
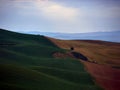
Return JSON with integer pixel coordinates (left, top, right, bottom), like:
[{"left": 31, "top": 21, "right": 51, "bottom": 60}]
[{"left": 0, "top": 0, "right": 120, "bottom": 33}]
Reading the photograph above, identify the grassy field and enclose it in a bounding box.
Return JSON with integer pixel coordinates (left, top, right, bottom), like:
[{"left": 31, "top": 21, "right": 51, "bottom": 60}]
[{"left": 0, "top": 29, "right": 102, "bottom": 90}]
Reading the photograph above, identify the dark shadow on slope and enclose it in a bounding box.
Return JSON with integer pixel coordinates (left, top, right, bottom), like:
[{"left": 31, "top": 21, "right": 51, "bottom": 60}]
[{"left": 71, "top": 52, "right": 88, "bottom": 61}]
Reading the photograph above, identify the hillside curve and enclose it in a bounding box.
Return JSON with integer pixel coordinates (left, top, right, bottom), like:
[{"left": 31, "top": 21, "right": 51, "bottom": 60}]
[{"left": 48, "top": 37, "right": 120, "bottom": 90}]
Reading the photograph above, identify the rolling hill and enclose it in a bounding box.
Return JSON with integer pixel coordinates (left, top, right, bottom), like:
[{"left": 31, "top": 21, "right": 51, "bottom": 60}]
[
  {"left": 0, "top": 29, "right": 102, "bottom": 90},
  {"left": 48, "top": 37, "right": 120, "bottom": 90}
]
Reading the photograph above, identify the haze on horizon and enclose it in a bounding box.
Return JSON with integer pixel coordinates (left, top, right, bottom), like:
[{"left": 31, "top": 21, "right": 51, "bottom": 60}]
[{"left": 0, "top": 0, "right": 120, "bottom": 33}]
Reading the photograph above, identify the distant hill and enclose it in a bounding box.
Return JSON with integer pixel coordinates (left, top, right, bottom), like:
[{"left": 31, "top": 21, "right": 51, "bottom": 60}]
[{"left": 27, "top": 31, "right": 120, "bottom": 42}]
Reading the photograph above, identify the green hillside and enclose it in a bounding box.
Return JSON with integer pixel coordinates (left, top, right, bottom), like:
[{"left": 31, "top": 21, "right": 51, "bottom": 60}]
[{"left": 0, "top": 29, "right": 102, "bottom": 90}]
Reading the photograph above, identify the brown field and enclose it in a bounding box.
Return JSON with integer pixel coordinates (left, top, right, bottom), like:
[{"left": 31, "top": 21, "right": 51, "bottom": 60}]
[
  {"left": 48, "top": 37, "right": 120, "bottom": 67},
  {"left": 81, "top": 60, "right": 120, "bottom": 90},
  {"left": 48, "top": 37, "right": 120, "bottom": 90}
]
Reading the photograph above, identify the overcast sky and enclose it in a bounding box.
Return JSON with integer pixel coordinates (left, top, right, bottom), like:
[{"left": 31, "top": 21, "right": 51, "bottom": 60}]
[{"left": 0, "top": 0, "right": 120, "bottom": 33}]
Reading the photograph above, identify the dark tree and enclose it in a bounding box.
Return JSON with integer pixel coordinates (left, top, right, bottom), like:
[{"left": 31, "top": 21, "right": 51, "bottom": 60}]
[{"left": 70, "top": 47, "right": 74, "bottom": 51}]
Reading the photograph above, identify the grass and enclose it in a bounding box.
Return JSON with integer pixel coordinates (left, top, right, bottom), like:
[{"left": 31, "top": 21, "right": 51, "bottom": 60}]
[{"left": 0, "top": 29, "right": 102, "bottom": 90}]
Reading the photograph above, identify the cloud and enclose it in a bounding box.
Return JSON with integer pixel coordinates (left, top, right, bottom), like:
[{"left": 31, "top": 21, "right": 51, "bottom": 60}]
[
  {"left": 14, "top": 0, "right": 79, "bottom": 21},
  {"left": 39, "top": 3, "right": 79, "bottom": 21},
  {"left": 13, "top": 0, "right": 120, "bottom": 20},
  {"left": 89, "top": 6, "right": 120, "bottom": 18},
  {"left": 1, "top": 0, "right": 120, "bottom": 33}
]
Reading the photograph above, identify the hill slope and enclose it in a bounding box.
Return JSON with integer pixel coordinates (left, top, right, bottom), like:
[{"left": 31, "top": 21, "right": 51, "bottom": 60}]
[
  {"left": 48, "top": 37, "right": 120, "bottom": 90},
  {"left": 49, "top": 37, "right": 120, "bottom": 66},
  {"left": 0, "top": 29, "right": 102, "bottom": 90}
]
